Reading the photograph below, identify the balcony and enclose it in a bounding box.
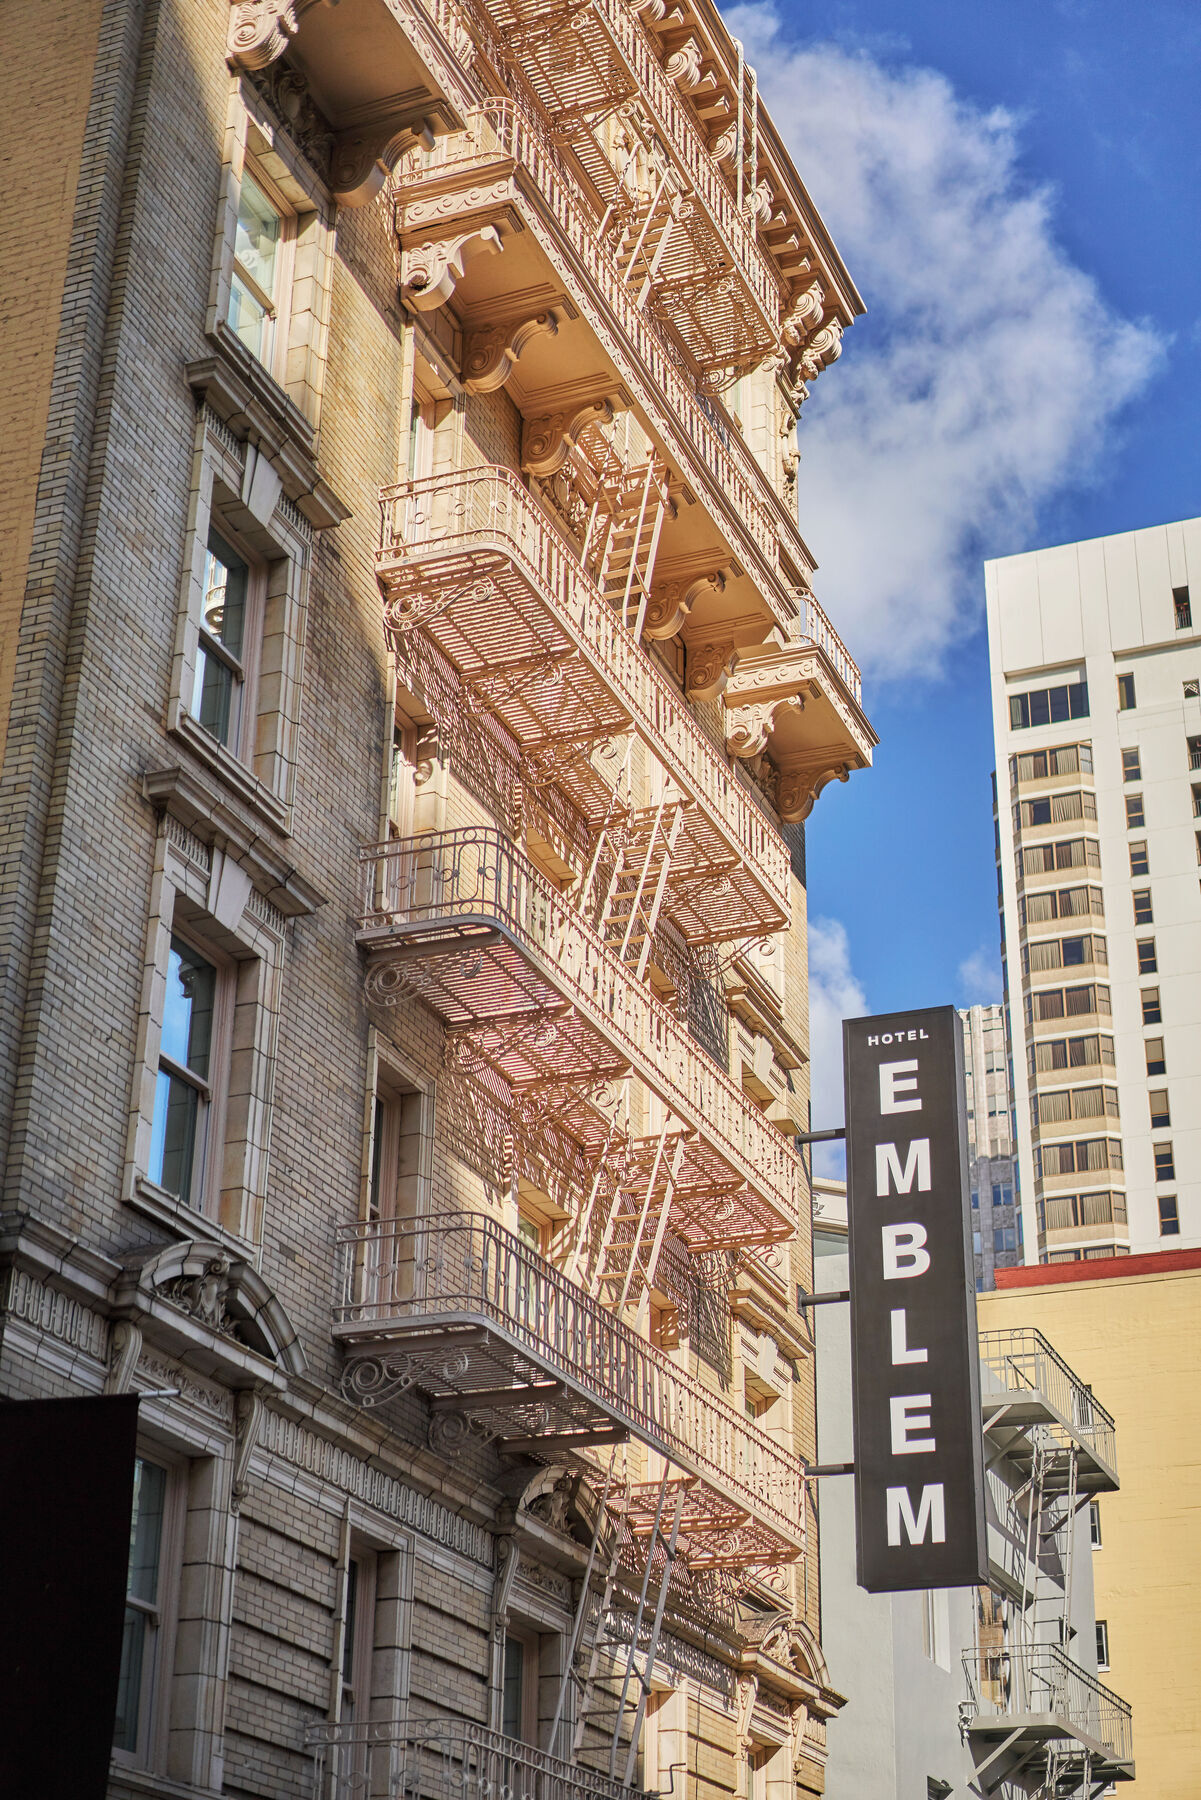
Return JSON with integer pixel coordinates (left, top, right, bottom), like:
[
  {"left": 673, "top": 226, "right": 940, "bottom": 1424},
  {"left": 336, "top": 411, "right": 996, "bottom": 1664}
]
[
  {"left": 377, "top": 466, "right": 792, "bottom": 940},
  {"left": 978, "top": 1328, "right": 1118, "bottom": 1493},
  {"left": 390, "top": 102, "right": 821, "bottom": 621},
  {"left": 358, "top": 830, "right": 800, "bottom": 1241},
  {"left": 335, "top": 1211, "right": 806, "bottom": 1566},
  {"left": 308, "top": 1718, "right": 652, "bottom": 1800},
  {"left": 721, "top": 642, "right": 875, "bottom": 824},
  {"left": 962, "top": 1645, "right": 1133, "bottom": 1791}
]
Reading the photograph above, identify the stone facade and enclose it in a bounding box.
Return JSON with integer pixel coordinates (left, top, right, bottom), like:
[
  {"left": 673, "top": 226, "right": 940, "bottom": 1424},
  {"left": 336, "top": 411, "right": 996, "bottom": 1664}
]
[{"left": 0, "top": 3, "right": 870, "bottom": 1797}]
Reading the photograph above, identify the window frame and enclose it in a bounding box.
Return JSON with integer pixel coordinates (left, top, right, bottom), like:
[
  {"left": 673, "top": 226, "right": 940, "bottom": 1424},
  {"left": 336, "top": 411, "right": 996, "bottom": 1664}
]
[
  {"left": 1148, "top": 1089, "right": 1171, "bottom": 1129},
  {"left": 227, "top": 158, "right": 297, "bottom": 388},
  {"left": 1153, "top": 1143, "right": 1176, "bottom": 1182},
  {"left": 190, "top": 516, "right": 267, "bottom": 765},
  {"left": 1174, "top": 585, "right": 1193, "bottom": 630},
  {"left": 1124, "top": 792, "right": 1146, "bottom": 830},
  {"left": 1117, "top": 673, "right": 1136, "bottom": 711},
  {"left": 1158, "top": 1194, "right": 1180, "bottom": 1236},
  {"left": 1132, "top": 889, "right": 1153, "bottom": 926},
  {"left": 1136, "top": 938, "right": 1158, "bottom": 975},
  {"left": 148, "top": 929, "right": 234, "bottom": 1215},
  {"left": 1129, "top": 840, "right": 1149, "bottom": 876},
  {"left": 1120, "top": 747, "right": 1141, "bottom": 782},
  {"left": 110, "top": 1449, "right": 185, "bottom": 1773}
]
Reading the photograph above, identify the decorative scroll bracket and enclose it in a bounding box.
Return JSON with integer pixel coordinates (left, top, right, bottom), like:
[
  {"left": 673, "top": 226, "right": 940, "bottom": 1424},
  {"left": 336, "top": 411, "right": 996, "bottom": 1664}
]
[
  {"left": 401, "top": 225, "right": 504, "bottom": 312},
  {"left": 685, "top": 639, "right": 738, "bottom": 703},
  {"left": 521, "top": 396, "right": 618, "bottom": 480},
  {"left": 227, "top": 0, "right": 300, "bottom": 72},
  {"left": 332, "top": 114, "right": 438, "bottom": 208},
  {"left": 644, "top": 567, "right": 730, "bottom": 641},
  {"left": 463, "top": 309, "right": 561, "bottom": 394}
]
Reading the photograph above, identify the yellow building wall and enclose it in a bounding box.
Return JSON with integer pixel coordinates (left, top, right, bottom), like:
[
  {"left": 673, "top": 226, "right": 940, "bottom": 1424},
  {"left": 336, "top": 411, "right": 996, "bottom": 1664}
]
[{"left": 979, "top": 1261, "right": 1201, "bottom": 1798}]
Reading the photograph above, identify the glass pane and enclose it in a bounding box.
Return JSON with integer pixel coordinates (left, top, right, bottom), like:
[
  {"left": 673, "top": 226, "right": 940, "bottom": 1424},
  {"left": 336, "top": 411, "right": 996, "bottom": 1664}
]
[
  {"left": 203, "top": 532, "right": 248, "bottom": 661},
  {"left": 161, "top": 939, "right": 216, "bottom": 1077},
  {"left": 194, "top": 639, "right": 236, "bottom": 745},
  {"left": 128, "top": 1460, "right": 167, "bottom": 1605},
  {"left": 235, "top": 173, "right": 282, "bottom": 300},
  {"left": 228, "top": 272, "right": 271, "bottom": 362},
  {"left": 113, "top": 1608, "right": 148, "bottom": 1752},
  {"left": 150, "top": 1067, "right": 199, "bottom": 1201},
  {"left": 502, "top": 1636, "right": 524, "bottom": 1740}
]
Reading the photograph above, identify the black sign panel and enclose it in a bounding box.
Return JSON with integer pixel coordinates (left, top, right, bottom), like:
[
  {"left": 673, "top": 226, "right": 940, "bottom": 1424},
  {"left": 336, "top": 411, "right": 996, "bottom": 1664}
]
[{"left": 843, "top": 1006, "right": 987, "bottom": 1592}]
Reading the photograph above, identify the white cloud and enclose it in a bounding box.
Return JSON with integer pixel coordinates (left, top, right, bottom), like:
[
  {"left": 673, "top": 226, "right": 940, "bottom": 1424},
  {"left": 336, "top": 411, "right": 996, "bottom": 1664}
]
[
  {"left": 806, "top": 916, "right": 868, "bottom": 1176},
  {"left": 727, "top": 9, "right": 1166, "bottom": 679},
  {"left": 957, "top": 945, "right": 1002, "bottom": 1005}
]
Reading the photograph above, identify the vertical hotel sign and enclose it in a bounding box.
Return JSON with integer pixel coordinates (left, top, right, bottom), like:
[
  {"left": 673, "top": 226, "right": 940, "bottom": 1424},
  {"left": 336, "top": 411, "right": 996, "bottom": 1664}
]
[{"left": 843, "top": 1006, "right": 987, "bottom": 1592}]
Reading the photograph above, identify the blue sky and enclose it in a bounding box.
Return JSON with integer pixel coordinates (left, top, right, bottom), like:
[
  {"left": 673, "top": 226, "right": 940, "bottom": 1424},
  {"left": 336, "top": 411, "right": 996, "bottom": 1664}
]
[{"left": 725, "top": 0, "right": 1201, "bottom": 1133}]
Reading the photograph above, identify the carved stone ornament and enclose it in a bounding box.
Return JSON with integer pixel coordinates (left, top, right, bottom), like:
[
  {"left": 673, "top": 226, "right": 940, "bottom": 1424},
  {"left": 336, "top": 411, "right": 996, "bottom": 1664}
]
[
  {"left": 400, "top": 225, "right": 504, "bottom": 312},
  {"left": 250, "top": 63, "right": 333, "bottom": 176},
  {"left": 463, "top": 311, "right": 559, "bottom": 394},
  {"left": 781, "top": 281, "right": 825, "bottom": 347},
  {"left": 332, "top": 117, "right": 437, "bottom": 208},
  {"left": 115, "top": 1240, "right": 306, "bottom": 1375},
  {"left": 685, "top": 640, "right": 738, "bottom": 703},
  {"left": 725, "top": 700, "right": 782, "bottom": 760},
  {"left": 710, "top": 123, "right": 738, "bottom": 163},
  {"left": 228, "top": 0, "right": 299, "bottom": 72},
  {"left": 232, "top": 1388, "right": 265, "bottom": 1513},
  {"left": 775, "top": 762, "right": 849, "bottom": 825},
  {"left": 643, "top": 567, "right": 727, "bottom": 641},
  {"left": 664, "top": 38, "right": 705, "bottom": 91},
  {"left": 799, "top": 320, "right": 843, "bottom": 382},
  {"left": 521, "top": 397, "right": 617, "bottom": 479}
]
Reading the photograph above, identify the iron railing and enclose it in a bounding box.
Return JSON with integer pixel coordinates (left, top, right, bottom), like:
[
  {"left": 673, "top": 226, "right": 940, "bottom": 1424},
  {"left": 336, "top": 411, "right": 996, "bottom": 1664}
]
[
  {"left": 336, "top": 1212, "right": 805, "bottom": 1549},
  {"left": 358, "top": 829, "right": 799, "bottom": 1229},
  {"left": 378, "top": 467, "right": 793, "bottom": 917},
  {"left": 978, "top": 1328, "right": 1117, "bottom": 1477},
  {"left": 962, "top": 1645, "right": 1132, "bottom": 1767},
  {"left": 391, "top": 100, "right": 847, "bottom": 650},
  {"left": 308, "top": 1717, "right": 652, "bottom": 1800}
]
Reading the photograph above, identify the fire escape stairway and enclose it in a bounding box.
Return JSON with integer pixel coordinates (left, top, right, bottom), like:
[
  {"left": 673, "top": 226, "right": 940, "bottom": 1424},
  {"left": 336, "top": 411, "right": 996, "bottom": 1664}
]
[
  {"left": 596, "top": 793, "right": 684, "bottom": 980},
  {"left": 596, "top": 460, "right": 668, "bottom": 639}
]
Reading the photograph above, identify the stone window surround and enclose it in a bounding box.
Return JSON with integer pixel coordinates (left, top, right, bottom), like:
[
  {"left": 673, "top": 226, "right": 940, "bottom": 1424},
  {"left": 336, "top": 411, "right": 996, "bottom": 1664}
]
[
  {"left": 126, "top": 765, "right": 324, "bottom": 1252},
  {"left": 210, "top": 79, "right": 337, "bottom": 430},
  {"left": 360, "top": 1027, "right": 436, "bottom": 1226},
  {"left": 109, "top": 1443, "right": 188, "bottom": 1779}
]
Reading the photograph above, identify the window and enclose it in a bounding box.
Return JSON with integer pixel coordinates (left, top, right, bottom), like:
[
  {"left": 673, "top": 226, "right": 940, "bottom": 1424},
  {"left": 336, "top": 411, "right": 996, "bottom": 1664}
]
[
  {"left": 339, "top": 1552, "right": 378, "bottom": 1729},
  {"left": 1190, "top": 735, "right": 1201, "bottom": 772},
  {"left": 993, "top": 1226, "right": 1017, "bottom": 1254},
  {"left": 1017, "top": 791, "right": 1096, "bottom": 829},
  {"left": 1040, "top": 1191, "right": 1126, "bottom": 1231},
  {"left": 1117, "top": 673, "right": 1136, "bottom": 711},
  {"left": 1019, "top": 837, "right": 1101, "bottom": 875},
  {"left": 1137, "top": 939, "right": 1158, "bottom": 975},
  {"left": 1033, "top": 1086, "right": 1119, "bottom": 1126},
  {"left": 1011, "top": 742, "right": 1092, "bottom": 782},
  {"left": 1022, "top": 934, "right": 1106, "bottom": 975},
  {"left": 1142, "top": 990, "right": 1162, "bottom": 1027},
  {"left": 1036, "top": 1138, "right": 1123, "bottom": 1177},
  {"left": 1145, "top": 1036, "right": 1166, "bottom": 1074},
  {"left": 1027, "top": 983, "right": 1111, "bottom": 1023},
  {"left": 1121, "top": 747, "right": 1141, "bottom": 781},
  {"left": 1096, "top": 1621, "right": 1109, "bottom": 1669},
  {"left": 150, "top": 937, "right": 221, "bottom": 1209},
  {"left": 114, "top": 1457, "right": 175, "bottom": 1763},
  {"left": 228, "top": 165, "right": 294, "bottom": 380},
  {"left": 367, "top": 1064, "right": 427, "bottom": 1224},
  {"left": 1154, "top": 1143, "right": 1176, "bottom": 1182},
  {"left": 1193, "top": 786, "right": 1201, "bottom": 818},
  {"left": 1149, "top": 1089, "right": 1171, "bottom": 1128},
  {"left": 1125, "top": 793, "right": 1145, "bottom": 829},
  {"left": 1009, "top": 680, "right": 1089, "bottom": 729},
  {"left": 992, "top": 1181, "right": 1015, "bottom": 1206},
  {"left": 1175, "top": 584, "right": 1193, "bottom": 629},
  {"left": 972, "top": 1229, "right": 982, "bottom": 1255},
  {"left": 1129, "top": 840, "right": 1149, "bottom": 876},
  {"left": 502, "top": 1633, "right": 539, "bottom": 1745},
  {"left": 190, "top": 526, "right": 261, "bottom": 755},
  {"left": 1186, "top": 679, "right": 1201, "bottom": 700},
  {"left": 1090, "top": 1501, "right": 1103, "bottom": 1548},
  {"left": 1032, "top": 1034, "right": 1114, "bottom": 1072},
  {"left": 1158, "top": 1194, "right": 1180, "bottom": 1236},
  {"left": 1196, "top": 829, "right": 1201, "bottom": 867},
  {"left": 1132, "top": 889, "right": 1153, "bottom": 925}
]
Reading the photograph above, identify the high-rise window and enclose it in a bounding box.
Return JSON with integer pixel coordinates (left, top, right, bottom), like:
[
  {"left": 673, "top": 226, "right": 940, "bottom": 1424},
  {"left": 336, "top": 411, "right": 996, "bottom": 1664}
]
[
  {"left": 1158, "top": 1195, "right": 1180, "bottom": 1236},
  {"left": 1189, "top": 735, "right": 1201, "bottom": 772},
  {"left": 1132, "top": 889, "right": 1154, "bottom": 925},
  {"left": 191, "top": 528, "right": 257, "bottom": 753},
  {"left": 1142, "top": 990, "right": 1162, "bottom": 1027},
  {"left": 1008, "top": 680, "right": 1089, "bottom": 730},
  {"left": 1125, "top": 793, "right": 1146, "bottom": 829},
  {"left": 1136, "top": 939, "right": 1158, "bottom": 975},
  {"left": 1090, "top": 1500, "right": 1102, "bottom": 1547},
  {"left": 1186, "top": 679, "right": 1201, "bottom": 700},
  {"left": 1117, "top": 673, "right": 1136, "bottom": 710},
  {"left": 1149, "top": 1089, "right": 1171, "bottom": 1128},
  {"left": 1120, "top": 747, "right": 1141, "bottom": 781},
  {"left": 1174, "top": 585, "right": 1193, "bottom": 629},
  {"left": 1153, "top": 1143, "right": 1176, "bottom": 1182},
  {"left": 1145, "top": 1036, "right": 1166, "bottom": 1074},
  {"left": 149, "top": 937, "right": 219, "bottom": 1208},
  {"left": 1128, "top": 841, "right": 1148, "bottom": 876},
  {"left": 1096, "top": 1620, "right": 1110, "bottom": 1668}
]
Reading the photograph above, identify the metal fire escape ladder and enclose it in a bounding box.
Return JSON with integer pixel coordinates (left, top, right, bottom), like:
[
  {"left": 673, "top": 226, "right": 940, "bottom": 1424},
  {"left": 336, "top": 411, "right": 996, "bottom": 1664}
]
[
  {"left": 594, "top": 1123, "right": 686, "bottom": 1313},
  {"left": 598, "top": 460, "right": 668, "bottom": 639},
  {"left": 612, "top": 1474, "right": 686, "bottom": 1788},
  {"left": 599, "top": 794, "right": 684, "bottom": 980},
  {"left": 549, "top": 1449, "right": 625, "bottom": 1758}
]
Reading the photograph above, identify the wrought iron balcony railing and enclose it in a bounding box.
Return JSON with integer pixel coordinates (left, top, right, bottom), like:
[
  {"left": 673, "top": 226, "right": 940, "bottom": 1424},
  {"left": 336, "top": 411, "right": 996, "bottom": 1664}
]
[
  {"left": 962, "top": 1644, "right": 1133, "bottom": 1774},
  {"left": 308, "top": 1717, "right": 652, "bottom": 1800},
  {"left": 978, "top": 1328, "right": 1118, "bottom": 1492},
  {"left": 358, "top": 829, "right": 799, "bottom": 1234},
  {"left": 335, "top": 1211, "right": 806, "bottom": 1561},
  {"left": 392, "top": 100, "right": 839, "bottom": 638},
  {"left": 378, "top": 465, "right": 793, "bottom": 934}
]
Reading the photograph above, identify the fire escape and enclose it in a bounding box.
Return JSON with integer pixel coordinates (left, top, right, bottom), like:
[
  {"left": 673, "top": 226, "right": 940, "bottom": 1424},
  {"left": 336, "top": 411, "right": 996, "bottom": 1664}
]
[{"left": 962, "top": 1330, "right": 1133, "bottom": 1795}]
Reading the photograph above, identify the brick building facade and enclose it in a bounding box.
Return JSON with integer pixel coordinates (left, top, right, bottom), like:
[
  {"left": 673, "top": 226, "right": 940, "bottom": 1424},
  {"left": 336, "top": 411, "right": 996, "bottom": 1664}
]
[{"left": 0, "top": 3, "right": 873, "bottom": 1797}]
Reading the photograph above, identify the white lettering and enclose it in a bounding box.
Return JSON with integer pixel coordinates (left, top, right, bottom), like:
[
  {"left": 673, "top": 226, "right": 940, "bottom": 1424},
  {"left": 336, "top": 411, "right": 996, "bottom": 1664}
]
[
  {"left": 880, "top": 1060, "right": 921, "bottom": 1114},
  {"left": 882, "top": 1223, "right": 931, "bottom": 1279},
  {"left": 876, "top": 1139, "right": 931, "bottom": 1196},
  {"left": 890, "top": 1308, "right": 928, "bottom": 1365},
  {"left": 886, "top": 1484, "right": 946, "bottom": 1546},
  {"left": 890, "top": 1394, "right": 935, "bottom": 1454},
  {"left": 867, "top": 1035, "right": 879, "bottom": 1046}
]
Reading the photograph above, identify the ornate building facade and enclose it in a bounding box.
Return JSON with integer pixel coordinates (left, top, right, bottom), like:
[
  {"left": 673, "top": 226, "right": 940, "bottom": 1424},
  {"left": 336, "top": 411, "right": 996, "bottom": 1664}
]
[{"left": 0, "top": 2, "right": 873, "bottom": 1797}]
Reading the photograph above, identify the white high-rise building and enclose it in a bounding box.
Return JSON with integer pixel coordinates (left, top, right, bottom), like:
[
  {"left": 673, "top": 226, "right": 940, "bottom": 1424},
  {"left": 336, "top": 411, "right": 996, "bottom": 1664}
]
[{"left": 986, "top": 515, "right": 1201, "bottom": 1261}]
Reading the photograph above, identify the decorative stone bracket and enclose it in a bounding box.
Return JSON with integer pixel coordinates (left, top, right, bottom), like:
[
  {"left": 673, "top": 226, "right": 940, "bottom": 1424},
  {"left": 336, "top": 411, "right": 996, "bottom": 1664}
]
[
  {"left": 463, "top": 309, "right": 561, "bottom": 394},
  {"left": 228, "top": 0, "right": 300, "bottom": 72},
  {"left": 401, "top": 224, "right": 504, "bottom": 312},
  {"left": 643, "top": 566, "right": 729, "bottom": 641},
  {"left": 684, "top": 638, "right": 738, "bottom": 702},
  {"left": 721, "top": 642, "right": 875, "bottom": 822},
  {"left": 331, "top": 113, "right": 437, "bottom": 208},
  {"left": 521, "top": 396, "right": 619, "bottom": 479},
  {"left": 113, "top": 1239, "right": 307, "bottom": 1387}
]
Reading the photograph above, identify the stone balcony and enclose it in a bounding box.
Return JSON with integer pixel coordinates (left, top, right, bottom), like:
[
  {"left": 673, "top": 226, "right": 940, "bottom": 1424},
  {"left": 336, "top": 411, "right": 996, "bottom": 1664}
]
[{"left": 720, "top": 639, "right": 876, "bottom": 824}]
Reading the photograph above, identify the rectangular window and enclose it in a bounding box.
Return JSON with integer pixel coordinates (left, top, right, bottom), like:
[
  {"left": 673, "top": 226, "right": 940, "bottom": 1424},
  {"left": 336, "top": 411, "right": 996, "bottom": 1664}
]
[
  {"left": 502, "top": 1634, "right": 538, "bottom": 1745},
  {"left": 367, "top": 1066, "right": 426, "bottom": 1224},
  {"left": 114, "top": 1457, "right": 172, "bottom": 1762},
  {"left": 149, "top": 937, "right": 220, "bottom": 1208},
  {"left": 339, "top": 1552, "right": 378, "bottom": 1729},
  {"left": 1121, "top": 747, "right": 1141, "bottom": 781},
  {"left": 1096, "top": 1621, "right": 1109, "bottom": 1668},
  {"left": 1145, "top": 1035, "right": 1166, "bottom": 1074},
  {"left": 1132, "top": 889, "right": 1154, "bottom": 925},
  {"left": 1149, "top": 1089, "right": 1171, "bottom": 1129},
  {"left": 1117, "top": 673, "right": 1136, "bottom": 711},
  {"left": 228, "top": 165, "right": 294, "bottom": 379},
  {"left": 1009, "top": 681, "right": 1089, "bottom": 730},
  {"left": 1129, "top": 840, "right": 1149, "bottom": 876},
  {"left": 1137, "top": 939, "right": 1158, "bottom": 975},
  {"left": 1012, "top": 743, "right": 1092, "bottom": 782},
  {"left": 1090, "top": 1500, "right": 1102, "bottom": 1547},
  {"left": 1125, "top": 793, "right": 1145, "bottom": 829},
  {"left": 1154, "top": 1143, "right": 1176, "bottom": 1181},
  {"left": 1196, "top": 829, "right": 1201, "bottom": 866},
  {"left": 1158, "top": 1194, "right": 1180, "bottom": 1236},
  {"left": 1190, "top": 735, "right": 1201, "bottom": 772},
  {"left": 1142, "top": 990, "right": 1162, "bottom": 1027},
  {"left": 1193, "top": 786, "right": 1201, "bottom": 819},
  {"left": 993, "top": 1226, "right": 1017, "bottom": 1254},
  {"left": 1175, "top": 585, "right": 1193, "bottom": 629},
  {"left": 191, "top": 527, "right": 260, "bottom": 754},
  {"left": 1186, "top": 679, "right": 1201, "bottom": 700}
]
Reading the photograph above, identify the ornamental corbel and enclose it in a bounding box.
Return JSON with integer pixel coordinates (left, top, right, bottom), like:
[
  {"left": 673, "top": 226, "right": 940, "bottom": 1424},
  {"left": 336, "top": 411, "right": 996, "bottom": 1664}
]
[
  {"left": 227, "top": 0, "right": 299, "bottom": 72},
  {"left": 644, "top": 567, "right": 728, "bottom": 641},
  {"left": 331, "top": 116, "right": 437, "bottom": 208},
  {"left": 400, "top": 224, "right": 504, "bottom": 311},
  {"left": 685, "top": 640, "right": 738, "bottom": 703},
  {"left": 725, "top": 699, "right": 787, "bottom": 759},
  {"left": 521, "top": 396, "right": 617, "bottom": 479},
  {"left": 710, "top": 123, "right": 739, "bottom": 163},
  {"left": 776, "top": 762, "right": 850, "bottom": 824},
  {"left": 664, "top": 38, "right": 705, "bottom": 90},
  {"left": 799, "top": 321, "right": 843, "bottom": 381},
  {"left": 463, "top": 310, "right": 560, "bottom": 394},
  {"left": 231, "top": 1387, "right": 265, "bottom": 1513},
  {"left": 782, "top": 280, "right": 825, "bottom": 347}
]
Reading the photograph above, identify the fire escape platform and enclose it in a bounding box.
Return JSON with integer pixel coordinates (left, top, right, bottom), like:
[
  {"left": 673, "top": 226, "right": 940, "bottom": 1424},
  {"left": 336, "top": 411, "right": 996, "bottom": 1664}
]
[
  {"left": 358, "top": 831, "right": 800, "bottom": 1241},
  {"left": 335, "top": 1211, "right": 806, "bottom": 1566},
  {"left": 979, "top": 1329, "right": 1119, "bottom": 1494},
  {"left": 378, "top": 467, "right": 791, "bottom": 942}
]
